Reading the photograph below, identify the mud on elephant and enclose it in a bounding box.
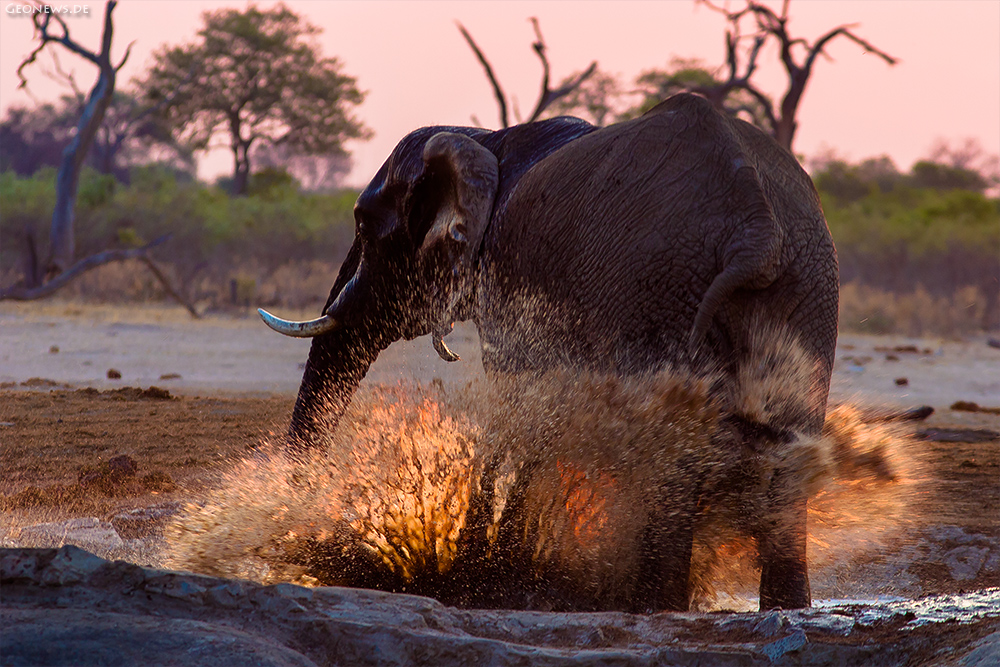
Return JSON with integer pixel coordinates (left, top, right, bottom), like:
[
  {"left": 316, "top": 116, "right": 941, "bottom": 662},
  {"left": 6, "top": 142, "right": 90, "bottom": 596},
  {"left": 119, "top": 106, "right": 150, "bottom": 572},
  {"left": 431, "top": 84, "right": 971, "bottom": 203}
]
[{"left": 260, "top": 93, "right": 839, "bottom": 612}]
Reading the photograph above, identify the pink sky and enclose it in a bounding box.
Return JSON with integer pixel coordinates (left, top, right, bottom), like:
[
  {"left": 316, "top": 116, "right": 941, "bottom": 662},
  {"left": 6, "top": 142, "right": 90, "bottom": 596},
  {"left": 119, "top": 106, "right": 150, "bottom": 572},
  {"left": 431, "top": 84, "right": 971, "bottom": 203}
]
[{"left": 1, "top": 1, "right": 998, "bottom": 187}]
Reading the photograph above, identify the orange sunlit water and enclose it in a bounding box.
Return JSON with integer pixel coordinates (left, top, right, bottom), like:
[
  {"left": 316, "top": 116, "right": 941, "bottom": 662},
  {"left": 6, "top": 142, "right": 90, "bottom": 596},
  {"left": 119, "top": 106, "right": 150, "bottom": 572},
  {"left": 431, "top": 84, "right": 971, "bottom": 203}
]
[
  {"left": 556, "top": 460, "right": 617, "bottom": 545},
  {"left": 164, "top": 375, "right": 927, "bottom": 609}
]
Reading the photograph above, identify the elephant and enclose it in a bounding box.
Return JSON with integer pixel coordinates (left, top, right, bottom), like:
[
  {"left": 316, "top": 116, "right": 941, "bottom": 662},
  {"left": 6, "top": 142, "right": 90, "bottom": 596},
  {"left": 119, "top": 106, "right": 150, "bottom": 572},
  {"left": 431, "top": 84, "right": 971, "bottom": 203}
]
[{"left": 259, "top": 93, "right": 839, "bottom": 612}]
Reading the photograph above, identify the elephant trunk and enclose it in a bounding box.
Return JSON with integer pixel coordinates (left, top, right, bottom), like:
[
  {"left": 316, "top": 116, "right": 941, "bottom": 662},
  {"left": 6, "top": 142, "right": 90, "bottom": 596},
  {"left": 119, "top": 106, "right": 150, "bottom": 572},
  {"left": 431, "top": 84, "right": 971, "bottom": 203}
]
[
  {"left": 286, "top": 323, "right": 389, "bottom": 451},
  {"left": 279, "top": 241, "right": 397, "bottom": 451}
]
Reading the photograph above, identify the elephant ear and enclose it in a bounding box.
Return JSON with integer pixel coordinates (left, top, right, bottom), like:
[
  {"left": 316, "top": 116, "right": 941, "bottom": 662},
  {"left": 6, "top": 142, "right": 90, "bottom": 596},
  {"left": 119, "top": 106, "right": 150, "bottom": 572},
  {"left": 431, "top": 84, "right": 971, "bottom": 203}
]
[{"left": 411, "top": 132, "right": 499, "bottom": 280}]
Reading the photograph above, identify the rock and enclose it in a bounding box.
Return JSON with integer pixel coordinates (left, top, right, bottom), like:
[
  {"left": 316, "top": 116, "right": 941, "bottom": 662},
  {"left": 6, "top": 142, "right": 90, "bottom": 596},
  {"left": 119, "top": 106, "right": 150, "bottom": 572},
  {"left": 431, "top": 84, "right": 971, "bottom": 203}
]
[
  {"left": 944, "top": 546, "right": 991, "bottom": 581},
  {"left": 984, "top": 550, "right": 1000, "bottom": 574},
  {"left": 930, "top": 525, "right": 977, "bottom": 544},
  {"left": 49, "top": 345, "right": 59, "bottom": 354},
  {"left": 895, "top": 377, "right": 909, "bottom": 386},
  {"left": 957, "top": 630, "right": 1000, "bottom": 666},
  {"left": 752, "top": 610, "right": 786, "bottom": 637},
  {"left": 117, "top": 538, "right": 167, "bottom": 569},
  {"left": 79, "top": 454, "right": 138, "bottom": 490},
  {"left": 107, "top": 368, "right": 122, "bottom": 380},
  {"left": 2, "top": 546, "right": 1000, "bottom": 667},
  {"left": 3, "top": 608, "right": 319, "bottom": 667},
  {"left": 759, "top": 626, "right": 807, "bottom": 662},
  {"left": 917, "top": 428, "right": 1000, "bottom": 443},
  {"left": 950, "top": 401, "right": 1000, "bottom": 415},
  {"left": 16, "top": 519, "right": 124, "bottom": 558},
  {"left": 111, "top": 502, "right": 182, "bottom": 539}
]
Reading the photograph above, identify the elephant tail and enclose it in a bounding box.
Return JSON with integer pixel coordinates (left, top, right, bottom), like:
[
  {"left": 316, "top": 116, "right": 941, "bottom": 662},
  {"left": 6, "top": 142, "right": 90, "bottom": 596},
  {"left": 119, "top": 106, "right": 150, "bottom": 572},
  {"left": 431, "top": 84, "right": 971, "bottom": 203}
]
[{"left": 688, "top": 165, "right": 785, "bottom": 354}]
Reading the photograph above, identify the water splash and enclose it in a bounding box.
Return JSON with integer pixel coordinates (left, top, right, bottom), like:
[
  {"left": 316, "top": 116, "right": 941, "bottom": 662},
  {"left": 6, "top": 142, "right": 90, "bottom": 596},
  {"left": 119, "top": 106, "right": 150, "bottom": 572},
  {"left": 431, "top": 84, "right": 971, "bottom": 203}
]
[{"left": 164, "top": 350, "right": 927, "bottom": 610}]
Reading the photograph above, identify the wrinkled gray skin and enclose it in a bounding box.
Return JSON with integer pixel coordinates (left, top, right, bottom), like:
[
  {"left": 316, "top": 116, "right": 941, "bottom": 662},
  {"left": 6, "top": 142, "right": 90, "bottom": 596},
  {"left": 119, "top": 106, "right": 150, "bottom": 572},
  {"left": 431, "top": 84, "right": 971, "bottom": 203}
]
[{"left": 278, "top": 94, "right": 839, "bottom": 613}]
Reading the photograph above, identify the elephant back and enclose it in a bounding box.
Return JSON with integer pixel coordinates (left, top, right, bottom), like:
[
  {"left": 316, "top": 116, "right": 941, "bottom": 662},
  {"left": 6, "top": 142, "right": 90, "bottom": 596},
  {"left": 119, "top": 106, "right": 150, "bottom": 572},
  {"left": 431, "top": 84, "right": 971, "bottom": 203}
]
[{"left": 477, "top": 93, "right": 838, "bottom": 428}]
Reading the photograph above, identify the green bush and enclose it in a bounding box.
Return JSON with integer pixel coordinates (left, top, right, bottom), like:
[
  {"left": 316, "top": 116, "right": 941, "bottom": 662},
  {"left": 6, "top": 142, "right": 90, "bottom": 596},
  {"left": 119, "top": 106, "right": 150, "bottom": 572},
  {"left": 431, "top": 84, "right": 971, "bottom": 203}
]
[
  {"left": 821, "top": 186, "right": 1000, "bottom": 257},
  {"left": 818, "top": 178, "right": 999, "bottom": 330},
  {"left": 1, "top": 166, "right": 357, "bottom": 302},
  {"left": 0, "top": 167, "right": 56, "bottom": 226}
]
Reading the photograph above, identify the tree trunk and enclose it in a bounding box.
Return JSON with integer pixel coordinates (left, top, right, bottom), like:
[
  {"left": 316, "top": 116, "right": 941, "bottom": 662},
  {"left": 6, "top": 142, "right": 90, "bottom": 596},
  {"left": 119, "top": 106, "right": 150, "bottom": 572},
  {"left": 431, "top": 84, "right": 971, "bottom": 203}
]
[
  {"left": 773, "top": 115, "right": 797, "bottom": 152},
  {"left": 48, "top": 65, "right": 116, "bottom": 274},
  {"left": 229, "top": 113, "right": 252, "bottom": 195},
  {"left": 232, "top": 142, "right": 251, "bottom": 196},
  {"left": 774, "top": 68, "right": 810, "bottom": 152}
]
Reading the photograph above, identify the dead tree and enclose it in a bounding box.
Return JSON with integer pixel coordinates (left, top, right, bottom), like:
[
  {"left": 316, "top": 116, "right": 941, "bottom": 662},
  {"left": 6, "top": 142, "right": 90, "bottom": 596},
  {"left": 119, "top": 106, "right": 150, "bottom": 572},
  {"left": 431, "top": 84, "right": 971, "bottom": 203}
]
[
  {"left": 458, "top": 18, "right": 597, "bottom": 128},
  {"left": 4, "top": 0, "right": 197, "bottom": 316},
  {"left": 16, "top": 0, "right": 130, "bottom": 276},
  {"left": 38, "top": 52, "right": 195, "bottom": 180},
  {"left": 700, "top": 0, "right": 897, "bottom": 151}
]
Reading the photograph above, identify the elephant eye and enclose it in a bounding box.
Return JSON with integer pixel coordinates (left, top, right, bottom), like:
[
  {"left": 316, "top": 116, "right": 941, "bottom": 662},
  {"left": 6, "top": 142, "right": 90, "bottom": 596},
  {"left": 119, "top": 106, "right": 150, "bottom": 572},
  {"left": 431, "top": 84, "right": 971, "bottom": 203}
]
[{"left": 356, "top": 216, "right": 377, "bottom": 239}]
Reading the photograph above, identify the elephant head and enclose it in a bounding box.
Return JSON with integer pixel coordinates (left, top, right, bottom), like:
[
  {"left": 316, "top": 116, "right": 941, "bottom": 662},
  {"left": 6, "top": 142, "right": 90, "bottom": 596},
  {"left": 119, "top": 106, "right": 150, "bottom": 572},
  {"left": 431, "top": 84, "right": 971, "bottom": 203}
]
[{"left": 258, "top": 128, "right": 498, "bottom": 448}]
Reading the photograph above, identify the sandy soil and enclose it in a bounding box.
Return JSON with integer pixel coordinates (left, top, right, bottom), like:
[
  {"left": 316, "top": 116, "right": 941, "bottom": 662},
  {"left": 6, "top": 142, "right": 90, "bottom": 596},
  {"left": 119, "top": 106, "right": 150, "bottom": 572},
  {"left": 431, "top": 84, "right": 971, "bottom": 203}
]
[
  {"left": 0, "top": 301, "right": 484, "bottom": 396},
  {"left": 2, "top": 301, "right": 999, "bottom": 605},
  {"left": 3, "top": 301, "right": 998, "bottom": 405}
]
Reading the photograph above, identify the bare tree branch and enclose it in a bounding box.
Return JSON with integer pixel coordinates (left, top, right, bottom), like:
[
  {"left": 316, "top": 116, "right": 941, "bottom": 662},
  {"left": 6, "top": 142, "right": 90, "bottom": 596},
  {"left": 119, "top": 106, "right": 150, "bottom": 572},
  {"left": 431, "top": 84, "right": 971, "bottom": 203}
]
[
  {"left": 805, "top": 25, "right": 898, "bottom": 72},
  {"left": 457, "top": 21, "right": 508, "bottom": 128},
  {"left": 116, "top": 40, "right": 135, "bottom": 71},
  {"left": 528, "top": 17, "right": 551, "bottom": 122},
  {"left": 46, "top": 49, "right": 85, "bottom": 103},
  {"left": 698, "top": 0, "right": 895, "bottom": 151},
  {"left": 460, "top": 18, "right": 597, "bottom": 128},
  {"left": 736, "top": 83, "right": 778, "bottom": 131},
  {"left": 138, "top": 256, "right": 200, "bottom": 318},
  {"left": 526, "top": 18, "right": 597, "bottom": 122},
  {"left": 0, "top": 235, "right": 198, "bottom": 319},
  {"left": 17, "top": 3, "right": 102, "bottom": 88}
]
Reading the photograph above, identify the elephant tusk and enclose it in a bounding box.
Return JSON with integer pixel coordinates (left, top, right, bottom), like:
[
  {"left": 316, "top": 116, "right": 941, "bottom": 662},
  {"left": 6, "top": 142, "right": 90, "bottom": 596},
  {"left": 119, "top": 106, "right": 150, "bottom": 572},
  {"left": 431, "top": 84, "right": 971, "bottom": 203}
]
[
  {"left": 433, "top": 335, "right": 460, "bottom": 362},
  {"left": 258, "top": 308, "right": 343, "bottom": 338},
  {"left": 432, "top": 325, "right": 460, "bottom": 362}
]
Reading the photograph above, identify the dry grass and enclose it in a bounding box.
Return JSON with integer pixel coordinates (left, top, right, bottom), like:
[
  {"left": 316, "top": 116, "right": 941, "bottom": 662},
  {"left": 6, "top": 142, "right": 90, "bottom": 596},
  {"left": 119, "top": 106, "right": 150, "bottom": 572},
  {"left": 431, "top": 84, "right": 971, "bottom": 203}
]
[
  {"left": 5, "top": 258, "right": 993, "bottom": 336},
  {"left": 1, "top": 259, "right": 340, "bottom": 313},
  {"left": 839, "top": 282, "right": 992, "bottom": 337}
]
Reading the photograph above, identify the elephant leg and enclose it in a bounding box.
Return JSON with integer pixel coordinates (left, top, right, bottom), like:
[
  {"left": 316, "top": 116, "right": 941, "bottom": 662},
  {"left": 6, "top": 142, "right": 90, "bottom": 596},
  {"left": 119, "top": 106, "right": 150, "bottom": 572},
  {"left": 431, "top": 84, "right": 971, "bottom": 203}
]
[
  {"left": 722, "top": 416, "right": 811, "bottom": 610},
  {"left": 450, "top": 453, "right": 503, "bottom": 605},
  {"left": 756, "top": 469, "right": 810, "bottom": 610},
  {"left": 453, "top": 458, "right": 539, "bottom": 609},
  {"left": 631, "top": 479, "right": 700, "bottom": 613},
  {"left": 490, "top": 461, "right": 540, "bottom": 605}
]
